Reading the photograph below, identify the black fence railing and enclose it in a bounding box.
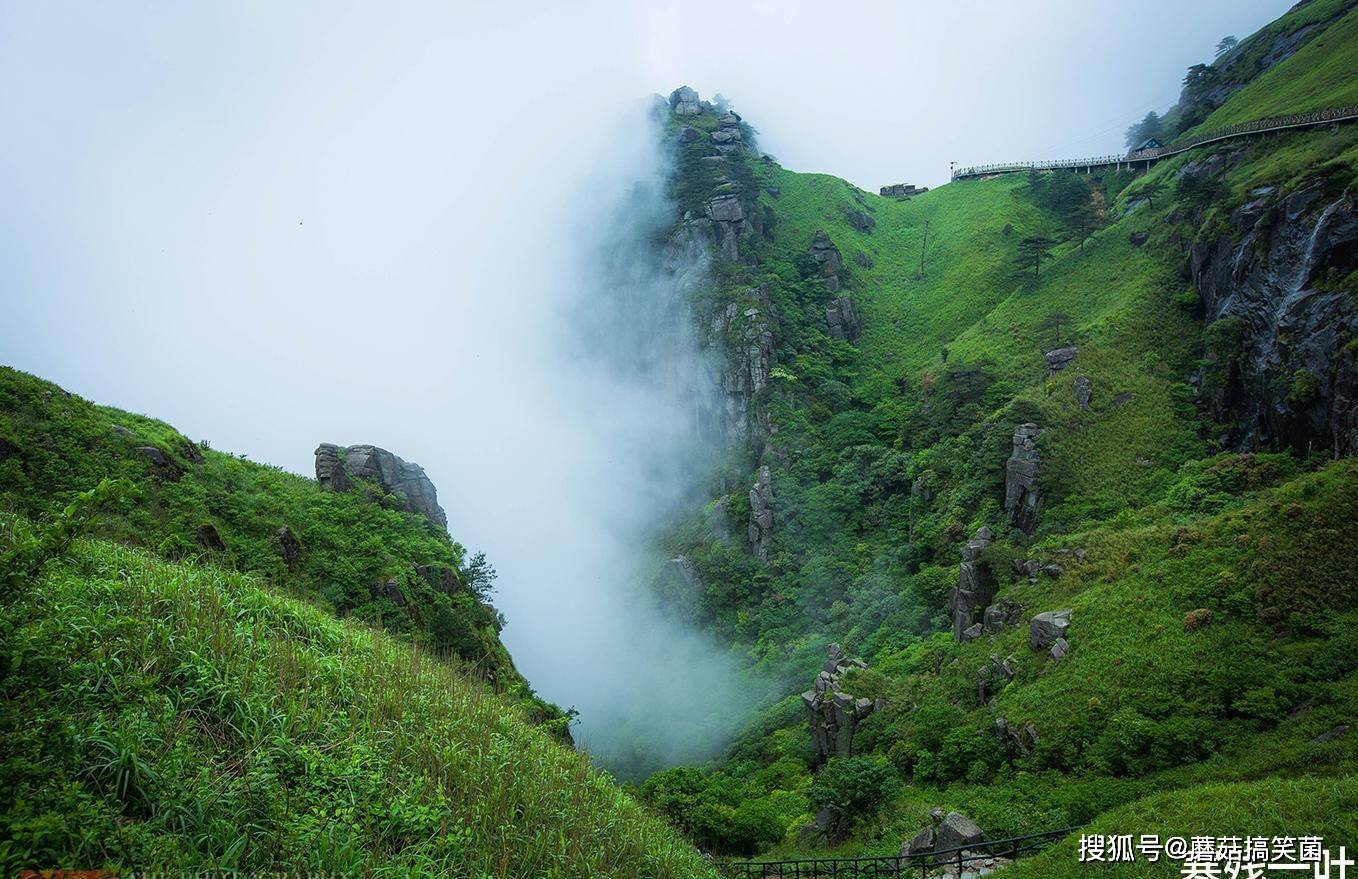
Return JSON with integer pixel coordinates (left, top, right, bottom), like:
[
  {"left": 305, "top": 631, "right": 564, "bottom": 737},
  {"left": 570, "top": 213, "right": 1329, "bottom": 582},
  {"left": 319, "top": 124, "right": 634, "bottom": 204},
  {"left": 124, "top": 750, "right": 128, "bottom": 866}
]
[
  {"left": 719, "top": 826, "right": 1080, "bottom": 878},
  {"left": 950, "top": 105, "right": 1358, "bottom": 180}
]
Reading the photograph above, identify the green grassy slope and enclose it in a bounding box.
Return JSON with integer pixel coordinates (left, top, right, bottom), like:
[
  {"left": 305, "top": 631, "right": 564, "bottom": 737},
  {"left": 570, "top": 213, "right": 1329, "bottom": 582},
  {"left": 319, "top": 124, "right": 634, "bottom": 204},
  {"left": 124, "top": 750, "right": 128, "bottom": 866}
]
[
  {"left": 0, "top": 523, "right": 714, "bottom": 877},
  {"left": 1197, "top": 3, "right": 1358, "bottom": 127},
  {"left": 640, "top": 2, "right": 1358, "bottom": 860},
  {"left": 0, "top": 367, "right": 534, "bottom": 691}
]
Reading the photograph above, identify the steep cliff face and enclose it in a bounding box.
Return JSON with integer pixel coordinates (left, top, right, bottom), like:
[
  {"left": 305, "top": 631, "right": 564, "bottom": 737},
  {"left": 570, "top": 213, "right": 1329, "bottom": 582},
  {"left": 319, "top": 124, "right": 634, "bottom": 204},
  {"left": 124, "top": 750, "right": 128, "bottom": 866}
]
[{"left": 1192, "top": 179, "right": 1358, "bottom": 456}]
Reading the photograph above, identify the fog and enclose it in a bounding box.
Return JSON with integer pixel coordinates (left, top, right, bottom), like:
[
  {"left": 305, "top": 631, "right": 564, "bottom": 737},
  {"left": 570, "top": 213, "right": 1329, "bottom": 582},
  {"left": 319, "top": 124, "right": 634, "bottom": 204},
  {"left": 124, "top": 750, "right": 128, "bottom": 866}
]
[{"left": 1, "top": 0, "right": 1293, "bottom": 769}]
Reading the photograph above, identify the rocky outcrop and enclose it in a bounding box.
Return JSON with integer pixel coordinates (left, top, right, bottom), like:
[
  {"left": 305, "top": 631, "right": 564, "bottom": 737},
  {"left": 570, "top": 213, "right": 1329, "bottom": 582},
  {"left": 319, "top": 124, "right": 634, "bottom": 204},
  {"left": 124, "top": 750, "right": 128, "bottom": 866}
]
[
  {"left": 413, "top": 563, "right": 460, "bottom": 595},
  {"left": 995, "top": 716, "right": 1039, "bottom": 759},
  {"left": 982, "top": 597, "right": 1023, "bottom": 634},
  {"left": 1073, "top": 373, "right": 1093, "bottom": 410},
  {"left": 1044, "top": 346, "right": 1079, "bottom": 371},
  {"left": 371, "top": 576, "right": 407, "bottom": 607},
  {"left": 196, "top": 523, "right": 226, "bottom": 552},
  {"left": 825, "top": 296, "right": 861, "bottom": 342},
  {"left": 1190, "top": 181, "right": 1358, "bottom": 456},
  {"left": 843, "top": 207, "right": 875, "bottom": 233},
  {"left": 1030, "top": 609, "right": 1072, "bottom": 651},
  {"left": 667, "top": 555, "right": 703, "bottom": 592},
  {"left": 977, "top": 653, "right": 1017, "bottom": 702},
  {"left": 711, "top": 112, "right": 746, "bottom": 154},
  {"left": 1004, "top": 424, "right": 1042, "bottom": 533},
  {"left": 880, "top": 183, "right": 928, "bottom": 198},
  {"left": 668, "top": 85, "right": 703, "bottom": 116},
  {"left": 809, "top": 230, "right": 844, "bottom": 292},
  {"left": 801, "top": 644, "right": 879, "bottom": 764},
  {"left": 749, "top": 464, "right": 774, "bottom": 561},
  {"left": 314, "top": 443, "right": 351, "bottom": 492},
  {"left": 276, "top": 526, "right": 303, "bottom": 569},
  {"left": 950, "top": 527, "right": 997, "bottom": 641},
  {"left": 315, "top": 444, "right": 448, "bottom": 530}
]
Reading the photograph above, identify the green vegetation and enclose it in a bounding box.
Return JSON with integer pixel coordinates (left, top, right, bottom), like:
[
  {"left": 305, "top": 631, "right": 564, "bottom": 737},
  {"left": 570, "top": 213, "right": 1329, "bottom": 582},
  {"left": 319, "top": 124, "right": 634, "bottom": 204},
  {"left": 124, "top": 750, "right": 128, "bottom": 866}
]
[
  {"left": 0, "top": 367, "right": 518, "bottom": 682},
  {"left": 639, "top": 1, "right": 1358, "bottom": 862},
  {"left": 0, "top": 509, "right": 715, "bottom": 877}
]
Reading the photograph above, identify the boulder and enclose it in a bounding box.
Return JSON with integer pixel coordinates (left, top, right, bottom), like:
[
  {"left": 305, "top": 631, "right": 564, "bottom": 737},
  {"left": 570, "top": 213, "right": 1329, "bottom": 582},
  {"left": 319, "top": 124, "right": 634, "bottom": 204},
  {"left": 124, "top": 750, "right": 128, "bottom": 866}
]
[
  {"left": 134, "top": 445, "right": 170, "bottom": 468},
  {"left": 1050, "top": 636, "right": 1070, "bottom": 661},
  {"left": 1129, "top": 230, "right": 1150, "bottom": 247},
  {"left": 960, "top": 622, "right": 983, "bottom": 643},
  {"left": 825, "top": 296, "right": 861, "bottom": 342},
  {"left": 982, "top": 598, "right": 1023, "bottom": 634},
  {"left": 668, "top": 85, "right": 702, "bottom": 116},
  {"left": 276, "top": 526, "right": 303, "bottom": 568},
  {"left": 110, "top": 425, "right": 135, "bottom": 439},
  {"left": 1030, "top": 609, "right": 1072, "bottom": 650},
  {"left": 900, "top": 825, "right": 936, "bottom": 858},
  {"left": 977, "top": 653, "right": 1017, "bottom": 701},
  {"left": 178, "top": 438, "right": 205, "bottom": 464},
  {"left": 936, "top": 812, "right": 983, "bottom": 851},
  {"left": 1004, "top": 424, "right": 1042, "bottom": 533},
  {"left": 813, "top": 804, "right": 847, "bottom": 844},
  {"left": 1044, "top": 346, "right": 1079, "bottom": 371}
]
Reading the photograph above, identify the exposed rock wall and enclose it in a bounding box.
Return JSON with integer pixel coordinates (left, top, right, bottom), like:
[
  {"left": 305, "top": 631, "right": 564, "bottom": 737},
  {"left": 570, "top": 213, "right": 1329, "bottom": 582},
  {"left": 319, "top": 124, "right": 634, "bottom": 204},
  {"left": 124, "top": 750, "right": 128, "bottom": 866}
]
[
  {"left": 315, "top": 443, "right": 449, "bottom": 530},
  {"left": 825, "top": 296, "right": 861, "bottom": 342},
  {"left": 749, "top": 464, "right": 774, "bottom": 561},
  {"left": 1191, "top": 181, "right": 1358, "bottom": 456}
]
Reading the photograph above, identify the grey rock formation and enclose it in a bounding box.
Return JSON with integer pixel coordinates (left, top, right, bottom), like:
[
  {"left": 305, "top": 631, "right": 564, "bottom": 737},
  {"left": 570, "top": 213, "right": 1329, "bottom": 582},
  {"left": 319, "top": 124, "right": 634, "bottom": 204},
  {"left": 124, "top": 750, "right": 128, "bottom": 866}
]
[
  {"left": 1074, "top": 373, "right": 1093, "bottom": 410},
  {"left": 900, "top": 825, "right": 935, "bottom": 858},
  {"left": 669, "top": 85, "right": 703, "bottom": 116},
  {"left": 111, "top": 425, "right": 135, "bottom": 439},
  {"left": 1030, "top": 609, "right": 1072, "bottom": 650},
  {"left": 1190, "top": 181, "right": 1358, "bottom": 456},
  {"left": 1050, "top": 636, "right": 1070, "bottom": 662},
  {"left": 977, "top": 653, "right": 1017, "bottom": 701},
  {"left": 1044, "top": 346, "right": 1079, "bottom": 371},
  {"left": 314, "top": 443, "right": 351, "bottom": 492},
  {"left": 372, "top": 576, "right": 407, "bottom": 607},
  {"left": 749, "top": 464, "right": 774, "bottom": 561},
  {"left": 813, "top": 804, "right": 847, "bottom": 844},
  {"left": 853, "top": 250, "right": 874, "bottom": 269},
  {"left": 995, "top": 716, "right": 1039, "bottom": 758},
  {"left": 825, "top": 296, "right": 862, "bottom": 342},
  {"left": 843, "top": 207, "right": 875, "bottom": 233},
  {"left": 315, "top": 443, "right": 448, "bottom": 530},
  {"left": 1005, "top": 424, "right": 1042, "bottom": 533},
  {"left": 196, "top": 523, "right": 226, "bottom": 552},
  {"left": 276, "top": 526, "right": 302, "bottom": 568},
  {"left": 809, "top": 230, "right": 843, "bottom": 292},
  {"left": 413, "top": 563, "right": 459, "bottom": 595},
  {"left": 668, "top": 555, "right": 704, "bottom": 592},
  {"left": 711, "top": 300, "right": 775, "bottom": 440},
  {"left": 134, "top": 445, "right": 170, "bottom": 468},
  {"left": 880, "top": 183, "right": 929, "bottom": 198},
  {"left": 936, "top": 812, "right": 984, "bottom": 851},
  {"left": 802, "top": 643, "right": 878, "bottom": 763},
  {"left": 982, "top": 598, "right": 1023, "bottom": 634},
  {"left": 950, "top": 527, "right": 996, "bottom": 641}
]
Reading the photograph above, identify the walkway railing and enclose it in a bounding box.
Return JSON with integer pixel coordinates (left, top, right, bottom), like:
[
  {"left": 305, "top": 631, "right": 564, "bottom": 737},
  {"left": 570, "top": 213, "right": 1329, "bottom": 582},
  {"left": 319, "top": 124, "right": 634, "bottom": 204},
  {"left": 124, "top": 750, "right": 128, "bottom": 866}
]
[
  {"left": 719, "top": 826, "right": 1079, "bottom": 878},
  {"left": 951, "top": 105, "right": 1358, "bottom": 180}
]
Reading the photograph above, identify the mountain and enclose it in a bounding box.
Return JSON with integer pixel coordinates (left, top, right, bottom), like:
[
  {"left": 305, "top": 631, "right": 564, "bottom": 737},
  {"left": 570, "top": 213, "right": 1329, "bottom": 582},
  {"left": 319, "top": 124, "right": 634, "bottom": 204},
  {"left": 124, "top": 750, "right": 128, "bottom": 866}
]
[
  {"left": 0, "top": 368, "right": 719, "bottom": 876},
  {"left": 636, "top": 1, "right": 1358, "bottom": 863}
]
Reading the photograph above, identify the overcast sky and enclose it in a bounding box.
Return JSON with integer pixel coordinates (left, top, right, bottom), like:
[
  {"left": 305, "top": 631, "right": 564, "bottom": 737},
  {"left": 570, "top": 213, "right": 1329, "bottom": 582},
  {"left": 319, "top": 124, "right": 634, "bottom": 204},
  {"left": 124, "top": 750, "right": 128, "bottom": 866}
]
[{"left": 1, "top": 0, "right": 1292, "bottom": 739}]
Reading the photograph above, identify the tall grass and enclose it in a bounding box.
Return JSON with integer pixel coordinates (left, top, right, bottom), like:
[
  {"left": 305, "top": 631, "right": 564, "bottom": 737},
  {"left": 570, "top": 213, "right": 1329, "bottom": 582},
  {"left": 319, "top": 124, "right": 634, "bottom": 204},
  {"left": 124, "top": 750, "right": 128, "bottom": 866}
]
[{"left": 0, "top": 523, "right": 716, "bottom": 878}]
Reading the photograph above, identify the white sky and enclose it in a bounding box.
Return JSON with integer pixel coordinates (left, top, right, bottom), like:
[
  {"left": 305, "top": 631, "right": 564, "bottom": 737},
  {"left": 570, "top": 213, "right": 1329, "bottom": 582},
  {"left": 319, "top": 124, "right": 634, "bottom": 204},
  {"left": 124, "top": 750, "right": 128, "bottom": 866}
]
[{"left": 0, "top": 0, "right": 1293, "bottom": 748}]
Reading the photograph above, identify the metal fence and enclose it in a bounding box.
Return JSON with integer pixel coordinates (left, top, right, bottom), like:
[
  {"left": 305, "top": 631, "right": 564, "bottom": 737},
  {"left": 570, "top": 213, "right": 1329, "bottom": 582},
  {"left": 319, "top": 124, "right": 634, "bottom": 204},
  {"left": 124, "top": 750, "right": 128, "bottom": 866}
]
[
  {"left": 719, "top": 827, "right": 1080, "bottom": 878},
  {"left": 951, "top": 105, "right": 1358, "bottom": 180}
]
